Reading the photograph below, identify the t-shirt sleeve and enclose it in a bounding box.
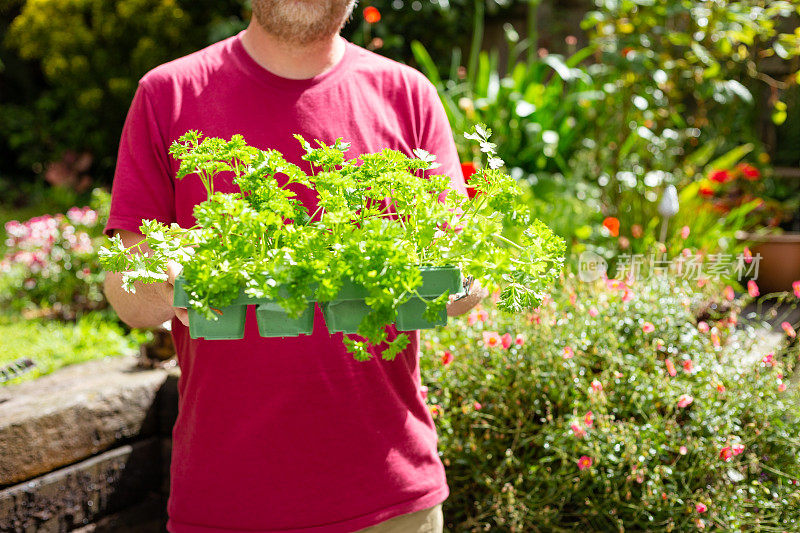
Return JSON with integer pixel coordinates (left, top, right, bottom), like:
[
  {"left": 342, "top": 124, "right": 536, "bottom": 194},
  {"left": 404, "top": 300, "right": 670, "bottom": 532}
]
[
  {"left": 415, "top": 78, "right": 468, "bottom": 197},
  {"left": 104, "top": 81, "right": 176, "bottom": 237}
]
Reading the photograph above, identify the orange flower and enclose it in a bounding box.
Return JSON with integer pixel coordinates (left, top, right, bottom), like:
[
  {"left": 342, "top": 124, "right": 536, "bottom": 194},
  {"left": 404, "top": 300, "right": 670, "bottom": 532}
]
[
  {"left": 665, "top": 359, "right": 677, "bottom": 377},
  {"left": 602, "top": 217, "right": 620, "bottom": 237},
  {"left": 363, "top": 6, "right": 381, "bottom": 23}
]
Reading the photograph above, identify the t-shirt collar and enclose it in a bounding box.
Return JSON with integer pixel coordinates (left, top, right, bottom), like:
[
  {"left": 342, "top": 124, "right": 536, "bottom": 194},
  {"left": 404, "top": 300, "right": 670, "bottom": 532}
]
[{"left": 229, "top": 30, "right": 355, "bottom": 92}]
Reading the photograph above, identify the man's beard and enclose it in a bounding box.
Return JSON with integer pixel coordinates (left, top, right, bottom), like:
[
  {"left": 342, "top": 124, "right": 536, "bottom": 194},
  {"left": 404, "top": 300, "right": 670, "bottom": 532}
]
[{"left": 251, "top": 0, "right": 357, "bottom": 45}]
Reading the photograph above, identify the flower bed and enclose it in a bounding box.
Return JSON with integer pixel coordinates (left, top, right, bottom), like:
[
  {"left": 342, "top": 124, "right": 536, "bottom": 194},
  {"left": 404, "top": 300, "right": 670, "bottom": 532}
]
[{"left": 421, "top": 275, "right": 800, "bottom": 531}]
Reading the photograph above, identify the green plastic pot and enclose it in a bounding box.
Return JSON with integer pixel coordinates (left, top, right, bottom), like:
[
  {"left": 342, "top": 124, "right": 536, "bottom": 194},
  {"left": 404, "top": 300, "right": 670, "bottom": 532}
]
[
  {"left": 396, "top": 266, "right": 462, "bottom": 331},
  {"left": 322, "top": 266, "right": 462, "bottom": 334},
  {"left": 255, "top": 302, "right": 315, "bottom": 337},
  {"left": 173, "top": 276, "right": 315, "bottom": 339}
]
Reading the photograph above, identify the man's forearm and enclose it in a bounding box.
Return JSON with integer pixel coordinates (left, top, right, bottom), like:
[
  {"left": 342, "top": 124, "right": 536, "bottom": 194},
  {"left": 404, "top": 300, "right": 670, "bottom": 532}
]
[{"left": 103, "top": 272, "right": 175, "bottom": 329}]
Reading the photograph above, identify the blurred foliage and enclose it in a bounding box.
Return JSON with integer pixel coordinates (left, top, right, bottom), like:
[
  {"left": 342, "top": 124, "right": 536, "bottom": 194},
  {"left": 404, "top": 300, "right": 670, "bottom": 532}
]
[
  {"left": 419, "top": 0, "right": 800, "bottom": 265},
  {"left": 422, "top": 274, "right": 800, "bottom": 531},
  {"left": 0, "top": 0, "right": 250, "bottom": 182}
]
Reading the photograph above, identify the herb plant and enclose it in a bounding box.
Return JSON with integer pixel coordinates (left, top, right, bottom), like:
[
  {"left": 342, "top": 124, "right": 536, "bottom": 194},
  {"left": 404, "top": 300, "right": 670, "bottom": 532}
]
[{"left": 99, "top": 125, "right": 565, "bottom": 360}]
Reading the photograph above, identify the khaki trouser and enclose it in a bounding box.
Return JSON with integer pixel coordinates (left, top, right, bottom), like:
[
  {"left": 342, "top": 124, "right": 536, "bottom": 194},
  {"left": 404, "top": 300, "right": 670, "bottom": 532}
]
[{"left": 353, "top": 504, "right": 444, "bottom": 533}]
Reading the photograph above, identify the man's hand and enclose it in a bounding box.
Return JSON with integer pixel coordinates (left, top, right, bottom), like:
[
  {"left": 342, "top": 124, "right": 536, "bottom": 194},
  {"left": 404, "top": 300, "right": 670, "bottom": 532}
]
[
  {"left": 103, "top": 229, "right": 189, "bottom": 328},
  {"left": 446, "top": 278, "right": 489, "bottom": 317}
]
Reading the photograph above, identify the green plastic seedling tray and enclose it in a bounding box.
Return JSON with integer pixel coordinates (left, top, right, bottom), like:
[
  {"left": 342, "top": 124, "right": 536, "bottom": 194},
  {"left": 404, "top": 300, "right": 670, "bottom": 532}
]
[
  {"left": 322, "top": 266, "right": 462, "bottom": 334},
  {"left": 173, "top": 276, "right": 315, "bottom": 340}
]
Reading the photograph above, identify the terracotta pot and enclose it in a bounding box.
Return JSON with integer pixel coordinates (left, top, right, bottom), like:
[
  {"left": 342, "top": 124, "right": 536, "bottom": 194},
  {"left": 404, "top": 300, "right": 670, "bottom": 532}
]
[{"left": 737, "top": 231, "right": 800, "bottom": 293}]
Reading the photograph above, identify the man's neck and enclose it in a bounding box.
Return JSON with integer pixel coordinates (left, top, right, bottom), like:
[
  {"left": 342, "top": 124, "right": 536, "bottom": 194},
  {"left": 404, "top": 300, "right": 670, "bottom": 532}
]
[{"left": 240, "top": 21, "right": 346, "bottom": 80}]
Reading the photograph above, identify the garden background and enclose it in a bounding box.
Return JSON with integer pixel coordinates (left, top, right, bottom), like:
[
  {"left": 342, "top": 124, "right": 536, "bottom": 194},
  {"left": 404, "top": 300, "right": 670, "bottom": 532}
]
[{"left": 1, "top": 0, "right": 800, "bottom": 531}]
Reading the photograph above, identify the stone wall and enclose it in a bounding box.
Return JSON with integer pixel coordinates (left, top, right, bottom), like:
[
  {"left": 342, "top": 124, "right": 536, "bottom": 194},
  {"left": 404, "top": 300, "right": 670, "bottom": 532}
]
[{"left": 0, "top": 355, "right": 178, "bottom": 532}]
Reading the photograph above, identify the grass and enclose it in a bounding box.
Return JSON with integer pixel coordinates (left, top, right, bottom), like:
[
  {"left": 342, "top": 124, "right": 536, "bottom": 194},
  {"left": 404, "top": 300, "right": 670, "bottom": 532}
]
[{"left": 0, "top": 313, "right": 150, "bottom": 386}]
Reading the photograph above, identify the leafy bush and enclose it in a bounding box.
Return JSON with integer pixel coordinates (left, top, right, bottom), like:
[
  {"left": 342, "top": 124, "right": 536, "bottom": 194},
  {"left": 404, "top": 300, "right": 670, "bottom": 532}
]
[
  {"left": 421, "top": 274, "right": 800, "bottom": 531},
  {"left": 0, "top": 188, "right": 110, "bottom": 319}
]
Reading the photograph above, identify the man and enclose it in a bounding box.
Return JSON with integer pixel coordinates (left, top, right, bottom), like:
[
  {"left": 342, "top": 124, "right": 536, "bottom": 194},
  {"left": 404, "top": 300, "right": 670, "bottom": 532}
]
[{"left": 103, "top": 1, "right": 484, "bottom": 531}]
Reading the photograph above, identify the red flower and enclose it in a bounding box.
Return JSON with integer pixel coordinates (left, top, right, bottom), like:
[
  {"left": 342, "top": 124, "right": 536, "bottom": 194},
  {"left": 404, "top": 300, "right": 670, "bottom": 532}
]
[
  {"left": 709, "top": 169, "right": 733, "bottom": 183},
  {"left": 363, "top": 6, "right": 381, "bottom": 23},
  {"left": 642, "top": 321, "right": 655, "bottom": 333},
  {"left": 696, "top": 503, "right": 708, "bottom": 513},
  {"left": 682, "top": 359, "right": 694, "bottom": 373},
  {"left": 501, "top": 333, "right": 513, "bottom": 349},
  {"left": 602, "top": 217, "right": 620, "bottom": 237},
  {"left": 747, "top": 280, "right": 759, "bottom": 297},
  {"left": 737, "top": 163, "right": 760, "bottom": 180},
  {"left": 719, "top": 446, "right": 733, "bottom": 462},
  {"left": 461, "top": 161, "right": 479, "bottom": 200},
  {"left": 514, "top": 334, "right": 524, "bottom": 346},
  {"left": 441, "top": 351, "right": 454, "bottom": 365},
  {"left": 584, "top": 411, "right": 594, "bottom": 427}
]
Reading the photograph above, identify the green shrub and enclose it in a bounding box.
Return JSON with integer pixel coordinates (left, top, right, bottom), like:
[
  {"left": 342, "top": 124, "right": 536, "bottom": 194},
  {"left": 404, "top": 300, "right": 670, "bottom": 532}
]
[
  {"left": 0, "top": 0, "right": 248, "bottom": 180},
  {"left": 421, "top": 274, "right": 800, "bottom": 531}
]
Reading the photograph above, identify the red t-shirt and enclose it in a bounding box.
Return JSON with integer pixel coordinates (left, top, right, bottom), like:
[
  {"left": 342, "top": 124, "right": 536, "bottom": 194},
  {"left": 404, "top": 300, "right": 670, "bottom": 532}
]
[{"left": 105, "top": 31, "right": 466, "bottom": 533}]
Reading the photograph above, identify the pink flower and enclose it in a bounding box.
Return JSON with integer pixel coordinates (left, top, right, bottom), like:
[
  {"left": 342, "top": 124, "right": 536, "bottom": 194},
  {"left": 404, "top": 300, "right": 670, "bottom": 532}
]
[
  {"left": 441, "top": 351, "right": 454, "bottom": 365},
  {"left": 474, "top": 402, "right": 482, "bottom": 410},
  {"left": 747, "top": 280, "right": 760, "bottom": 297},
  {"left": 696, "top": 503, "right": 707, "bottom": 513},
  {"left": 778, "top": 383, "right": 787, "bottom": 392},
  {"left": 697, "top": 321, "right": 709, "bottom": 333},
  {"left": 681, "top": 226, "right": 691, "bottom": 239},
  {"left": 732, "top": 443, "right": 745, "bottom": 456},
  {"left": 483, "top": 331, "right": 501, "bottom": 347},
  {"left": 679, "top": 446, "right": 688, "bottom": 455},
  {"left": 782, "top": 322, "right": 796, "bottom": 338},
  {"left": 478, "top": 309, "right": 489, "bottom": 322},
  {"left": 514, "top": 334, "right": 524, "bottom": 346},
  {"left": 665, "top": 359, "right": 677, "bottom": 377},
  {"left": 793, "top": 280, "right": 800, "bottom": 298},
  {"left": 682, "top": 359, "right": 694, "bottom": 373},
  {"left": 563, "top": 346, "right": 574, "bottom": 359},
  {"left": 743, "top": 246, "right": 753, "bottom": 264},
  {"left": 719, "top": 446, "right": 733, "bottom": 462},
  {"left": 467, "top": 311, "right": 479, "bottom": 325},
  {"left": 571, "top": 422, "right": 586, "bottom": 438},
  {"left": 584, "top": 411, "right": 594, "bottom": 427},
  {"left": 591, "top": 379, "right": 603, "bottom": 393},
  {"left": 762, "top": 352, "right": 775, "bottom": 366},
  {"left": 723, "top": 286, "right": 735, "bottom": 301},
  {"left": 642, "top": 322, "right": 655, "bottom": 333},
  {"left": 420, "top": 385, "right": 428, "bottom": 400},
  {"left": 577, "top": 455, "right": 593, "bottom": 470},
  {"left": 677, "top": 394, "right": 694, "bottom": 408},
  {"left": 501, "top": 333, "right": 513, "bottom": 349},
  {"left": 588, "top": 307, "right": 599, "bottom": 317},
  {"left": 716, "top": 383, "right": 726, "bottom": 393}
]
